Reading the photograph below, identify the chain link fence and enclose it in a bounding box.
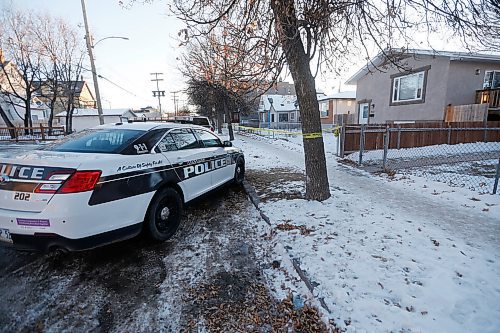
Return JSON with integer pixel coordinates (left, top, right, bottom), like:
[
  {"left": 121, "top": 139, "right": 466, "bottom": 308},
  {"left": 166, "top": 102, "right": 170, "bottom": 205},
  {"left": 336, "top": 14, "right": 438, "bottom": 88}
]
[{"left": 339, "top": 123, "right": 500, "bottom": 194}]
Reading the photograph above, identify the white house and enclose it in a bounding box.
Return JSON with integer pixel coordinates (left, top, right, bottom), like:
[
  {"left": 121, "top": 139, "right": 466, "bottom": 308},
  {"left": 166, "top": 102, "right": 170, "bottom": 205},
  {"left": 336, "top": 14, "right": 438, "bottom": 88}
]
[
  {"left": 257, "top": 93, "right": 327, "bottom": 128},
  {"left": 258, "top": 94, "right": 299, "bottom": 124},
  {"left": 54, "top": 108, "right": 136, "bottom": 132}
]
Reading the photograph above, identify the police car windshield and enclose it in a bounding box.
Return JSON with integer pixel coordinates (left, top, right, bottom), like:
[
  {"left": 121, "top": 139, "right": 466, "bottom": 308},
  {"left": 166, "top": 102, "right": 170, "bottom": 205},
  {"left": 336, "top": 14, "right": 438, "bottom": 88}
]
[{"left": 44, "top": 129, "right": 145, "bottom": 153}]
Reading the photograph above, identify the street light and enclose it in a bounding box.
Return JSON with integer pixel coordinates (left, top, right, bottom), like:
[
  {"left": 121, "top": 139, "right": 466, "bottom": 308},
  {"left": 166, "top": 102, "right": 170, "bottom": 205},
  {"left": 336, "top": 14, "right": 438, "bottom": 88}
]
[
  {"left": 81, "top": 0, "right": 128, "bottom": 125},
  {"left": 92, "top": 36, "right": 129, "bottom": 48}
]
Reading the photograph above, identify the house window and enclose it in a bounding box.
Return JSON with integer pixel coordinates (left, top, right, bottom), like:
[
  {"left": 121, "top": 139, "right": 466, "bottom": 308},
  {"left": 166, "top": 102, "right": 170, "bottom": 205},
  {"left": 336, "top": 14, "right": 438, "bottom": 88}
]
[
  {"left": 278, "top": 113, "right": 288, "bottom": 122},
  {"left": 320, "top": 102, "right": 328, "bottom": 118},
  {"left": 483, "top": 71, "right": 500, "bottom": 89},
  {"left": 290, "top": 113, "right": 295, "bottom": 121},
  {"left": 392, "top": 71, "right": 425, "bottom": 103}
]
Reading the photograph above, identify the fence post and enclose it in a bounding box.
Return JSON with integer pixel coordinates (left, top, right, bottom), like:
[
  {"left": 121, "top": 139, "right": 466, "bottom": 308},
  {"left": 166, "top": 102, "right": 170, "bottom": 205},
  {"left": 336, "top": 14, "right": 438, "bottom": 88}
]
[
  {"left": 339, "top": 124, "right": 346, "bottom": 158},
  {"left": 493, "top": 158, "right": 500, "bottom": 195},
  {"left": 483, "top": 122, "right": 488, "bottom": 143},
  {"left": 358, "top": 124, "right": 365, "bottom": 165},
  {"left": 447, "top": 125, "right": 452, "bottom": 145},
  {"left": 40, "top": 124, "right": 46, "bottom": 141},
  {"left": 396, "top": 125, "right": 401, "bottom": 149},
  {"left": 383, "top": 126, "right": 390, "bottom": 171}
]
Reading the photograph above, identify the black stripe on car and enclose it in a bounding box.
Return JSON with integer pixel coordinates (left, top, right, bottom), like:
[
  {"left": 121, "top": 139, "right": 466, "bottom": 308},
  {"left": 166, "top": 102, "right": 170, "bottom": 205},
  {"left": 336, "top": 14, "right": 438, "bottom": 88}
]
[{"left": 89, "top": 152, "right": 242, "bottom": 205}]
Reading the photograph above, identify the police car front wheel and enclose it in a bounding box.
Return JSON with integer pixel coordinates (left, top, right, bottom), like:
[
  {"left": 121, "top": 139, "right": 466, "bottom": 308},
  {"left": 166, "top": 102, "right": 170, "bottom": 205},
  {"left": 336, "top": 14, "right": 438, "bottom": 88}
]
[
  {"left": 146, "top": 187, "right": 183, "bottom": 242},
  {"left": 234, "top": 159, "right": 245, "bottom": 185}
]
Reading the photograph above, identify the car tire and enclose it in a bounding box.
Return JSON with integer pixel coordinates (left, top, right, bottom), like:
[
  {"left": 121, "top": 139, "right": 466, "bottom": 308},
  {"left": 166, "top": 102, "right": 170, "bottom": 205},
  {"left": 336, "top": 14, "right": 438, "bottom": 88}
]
[
  {"left": 145, "top": 187, "right": 183, "bottom": 242},
  {"left": 233, "top": 158, "right": 245, "bottom": 185}
]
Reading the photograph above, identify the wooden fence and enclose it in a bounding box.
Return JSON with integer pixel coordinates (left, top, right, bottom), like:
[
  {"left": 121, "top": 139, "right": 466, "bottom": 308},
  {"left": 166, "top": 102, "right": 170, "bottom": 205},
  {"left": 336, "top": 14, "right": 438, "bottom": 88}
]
[
  {"left": 339, "top": 121, "right": 500, "bottom": 156},
  {"left": 0, "top": 124, "right": 66, "bottom": 142},
  {"left": 444, "top": 104, "right": 488, "bottom": 122}
]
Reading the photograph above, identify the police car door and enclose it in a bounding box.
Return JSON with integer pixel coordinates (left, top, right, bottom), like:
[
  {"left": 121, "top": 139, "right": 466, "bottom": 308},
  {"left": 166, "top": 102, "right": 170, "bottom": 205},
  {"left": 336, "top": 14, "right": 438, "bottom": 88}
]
[
  {"left": 155, "top": 128, "right": 212, "bottom": 202},
  {"left": 193, "top": 129, "right": 232, "bottom": 187}
]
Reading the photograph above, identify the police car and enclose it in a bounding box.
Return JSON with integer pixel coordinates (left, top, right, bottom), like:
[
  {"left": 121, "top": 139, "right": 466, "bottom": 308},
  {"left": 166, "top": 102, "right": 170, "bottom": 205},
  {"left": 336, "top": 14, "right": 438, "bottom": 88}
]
[{"left": 0, "top": 122, "right": 245, "bottom": 252}]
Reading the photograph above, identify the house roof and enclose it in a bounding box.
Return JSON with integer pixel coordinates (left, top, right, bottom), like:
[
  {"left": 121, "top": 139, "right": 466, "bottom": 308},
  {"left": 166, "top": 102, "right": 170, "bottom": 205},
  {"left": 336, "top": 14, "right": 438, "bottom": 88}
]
[
  {"left": 318, "top": 91, "right": 356, "bottom": 101},
  {"left": 55, "top": 108, "right": 134, "bottom": 117},
  {"left": 261, "top": 94, "right": 298, "bottom": 112},
  {"left": 33, "top": 81, "right": 95, "bottom": 100},
  {"left": 346, "top": 48, "right": 500, "bottom": 85}
]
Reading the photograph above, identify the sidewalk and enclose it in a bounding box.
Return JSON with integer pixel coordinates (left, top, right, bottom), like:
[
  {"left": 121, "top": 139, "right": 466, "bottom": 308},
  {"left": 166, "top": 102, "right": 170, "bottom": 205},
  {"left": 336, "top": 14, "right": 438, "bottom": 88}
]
[{"left": 235, "top": 133, "right": 500, "bottom": 333}]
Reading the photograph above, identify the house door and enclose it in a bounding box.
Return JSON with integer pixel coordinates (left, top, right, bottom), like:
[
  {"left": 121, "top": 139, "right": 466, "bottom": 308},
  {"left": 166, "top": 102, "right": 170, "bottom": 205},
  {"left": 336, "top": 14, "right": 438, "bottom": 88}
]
[{"left": 358, "top": 103, "right": 369, "bottom": 124}]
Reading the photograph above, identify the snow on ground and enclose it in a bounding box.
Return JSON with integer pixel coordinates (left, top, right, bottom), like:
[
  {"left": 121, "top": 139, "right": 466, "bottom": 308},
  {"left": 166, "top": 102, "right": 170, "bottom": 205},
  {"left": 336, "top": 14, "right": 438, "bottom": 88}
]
[
  {"left": 346, "top": 142, "right": 500, "bottom": 164},
  {"left": 233, "top": 132, "right": 500, "bottom": 333}
]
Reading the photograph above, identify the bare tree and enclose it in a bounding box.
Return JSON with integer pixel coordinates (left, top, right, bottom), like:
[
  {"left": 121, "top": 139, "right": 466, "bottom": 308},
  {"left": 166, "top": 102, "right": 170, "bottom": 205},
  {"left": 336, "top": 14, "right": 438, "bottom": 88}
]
[
  {"left": 32, "top": 13, "right": 63, "bottom": 132},
  {"left": 0, "top": 9, "right": 44, "bottom": 133},
  {"left": 169, "top": 0, "right": 499, "bottom": 201},
  {"left": 179, "top": 25, "right": 283, "bottom": 139},
  {"left": 32, "top": 14, "right": 86, "bottom": 134}
]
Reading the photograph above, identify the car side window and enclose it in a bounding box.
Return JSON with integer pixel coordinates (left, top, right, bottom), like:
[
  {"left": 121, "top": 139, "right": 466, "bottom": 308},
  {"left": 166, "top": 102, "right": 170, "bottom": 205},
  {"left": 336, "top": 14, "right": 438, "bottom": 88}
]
[
  {"left": 170, "top": 129, "right": 200, "bottom": 150},
  {"left": 156, "top": 133, "right": 178, "bottom": 152},
  {"left": 194, "top": 129, "right": 222, "bottom": 148}
]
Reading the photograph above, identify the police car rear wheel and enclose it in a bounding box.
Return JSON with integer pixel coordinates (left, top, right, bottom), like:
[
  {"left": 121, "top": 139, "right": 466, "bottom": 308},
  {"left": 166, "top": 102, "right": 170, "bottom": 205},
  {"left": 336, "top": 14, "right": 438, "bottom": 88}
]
[{"left": 146, "top": 188, "right": 183, "bottom": 242}]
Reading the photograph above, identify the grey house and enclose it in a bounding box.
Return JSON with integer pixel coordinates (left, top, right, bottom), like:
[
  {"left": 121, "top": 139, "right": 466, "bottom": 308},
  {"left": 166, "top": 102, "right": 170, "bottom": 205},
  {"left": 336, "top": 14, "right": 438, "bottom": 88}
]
[{"left": 346, "top": 49, "right": 500, "bottom": 124}]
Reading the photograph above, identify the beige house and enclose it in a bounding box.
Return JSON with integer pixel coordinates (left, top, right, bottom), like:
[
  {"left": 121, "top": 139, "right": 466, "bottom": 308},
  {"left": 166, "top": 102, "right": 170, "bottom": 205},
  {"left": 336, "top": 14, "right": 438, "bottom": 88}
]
[
  {"left": 34, "top": 81, "right": 97, "bottom": 115},
  {"left": 318, "top": 91, "right": 356, "bottom": 126},
  {"left": 346, "top": 49, "right": 500, "bottom": 124},
  {"left": 0, "top": 55, "right": 51, "bottom": 126}
]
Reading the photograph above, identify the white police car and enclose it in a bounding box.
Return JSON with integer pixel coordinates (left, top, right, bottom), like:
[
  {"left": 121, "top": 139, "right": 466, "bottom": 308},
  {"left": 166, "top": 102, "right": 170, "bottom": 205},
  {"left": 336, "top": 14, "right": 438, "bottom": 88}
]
[{"left": 0, "top": 122, "right": 245, "bottom": 251}]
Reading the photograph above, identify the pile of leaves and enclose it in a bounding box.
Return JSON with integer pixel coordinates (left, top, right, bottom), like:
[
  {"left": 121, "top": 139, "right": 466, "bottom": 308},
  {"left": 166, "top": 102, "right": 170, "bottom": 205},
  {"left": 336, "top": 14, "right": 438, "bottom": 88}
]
[
  {"left": 276, "top": 223, "right": 314, "bottom": 236},
  {"left": 182, "top": 271, "right": 334, "bottom": 332}
]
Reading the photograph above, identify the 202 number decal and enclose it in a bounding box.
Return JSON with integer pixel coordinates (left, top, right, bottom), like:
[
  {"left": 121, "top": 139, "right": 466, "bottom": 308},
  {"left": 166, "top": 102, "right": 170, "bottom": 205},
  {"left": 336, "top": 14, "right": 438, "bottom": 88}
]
[{"left": 13, "top": 192, "right": 31, "bottom": 201}]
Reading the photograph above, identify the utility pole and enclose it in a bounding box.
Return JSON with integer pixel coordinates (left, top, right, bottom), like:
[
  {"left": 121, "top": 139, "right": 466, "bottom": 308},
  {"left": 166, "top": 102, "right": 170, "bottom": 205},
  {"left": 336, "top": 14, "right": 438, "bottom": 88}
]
[
  {"left": 81, "top": 0, "right": 104, "bottom": 125},
  {"left": 171, "top": 90, "right": 181, "bottom": 117},
  {"left": 150, "top": 73, "right": 165, "bottom": 114}
]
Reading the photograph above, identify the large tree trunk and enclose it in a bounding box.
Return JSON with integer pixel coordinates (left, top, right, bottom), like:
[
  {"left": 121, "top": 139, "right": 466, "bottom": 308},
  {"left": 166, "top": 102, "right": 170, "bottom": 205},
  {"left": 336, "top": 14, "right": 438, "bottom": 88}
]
[
  {"left": 216, "top": 104, "right": 223, "bottom": 134},
  {"left": 23, "top": 99, "right": 32, "bottom": 134},
  {"left": 223, "top": 97, "right": 234, "bottom": 141},
  {"left": 271, "top": 0, "right": 330, "bottom": 201},
  {"left": 0, "top": 104, "right": 16, "bottom": 139}
]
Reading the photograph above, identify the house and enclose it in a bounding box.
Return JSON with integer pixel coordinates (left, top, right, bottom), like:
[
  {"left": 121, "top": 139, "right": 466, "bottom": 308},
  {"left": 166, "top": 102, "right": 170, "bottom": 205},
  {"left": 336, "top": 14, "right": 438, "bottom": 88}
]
[
  {"left": 318, "top": 91, "right": 356, "bottom": 127},
  {"left": 265, "top": 81, "right": 296, "bottom": 95},
  {"left": 0, "top": 52, "right": 50, "bottom": 126},
  {"left": 345, "top": 49, "right": 500, "bottom": 124},
  {"left": 131, "top": 106, "right": 161, "bottom": 119},
  {"left": 258, "top": 94, "right": 299, "bottom": 127},
  {"left": 33, "top": 80, "right": 97, "bottom": 115},
  {"left": 54, "top": 108, "right": 136, "bottom": 132}
]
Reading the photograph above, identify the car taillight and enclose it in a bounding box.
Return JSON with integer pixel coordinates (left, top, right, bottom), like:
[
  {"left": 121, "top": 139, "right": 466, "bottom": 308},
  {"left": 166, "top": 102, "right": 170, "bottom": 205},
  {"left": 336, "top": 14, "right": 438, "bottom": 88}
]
[{"left": 58, "top": 171, "right": 102, "bottom": 194}]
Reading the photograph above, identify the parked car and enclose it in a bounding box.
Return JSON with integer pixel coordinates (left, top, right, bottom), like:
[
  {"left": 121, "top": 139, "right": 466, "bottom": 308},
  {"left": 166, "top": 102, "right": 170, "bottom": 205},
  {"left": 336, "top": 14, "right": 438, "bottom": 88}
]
[
  {"left": 0, "top": 122, "right": 245, "bottom": 252},
  {"left": 191, "top": 116, "right": 215, "bottom": 131}
]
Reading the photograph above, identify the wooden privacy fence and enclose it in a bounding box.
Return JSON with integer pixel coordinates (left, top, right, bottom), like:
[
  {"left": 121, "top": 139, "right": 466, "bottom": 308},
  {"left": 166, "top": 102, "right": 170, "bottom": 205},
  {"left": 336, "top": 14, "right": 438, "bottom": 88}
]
[
  {"left": 338, "top": 121, "right": 500, "bottom": 157},
  {"left": 0, "top": 124, "right": 66, "bottom": 142},
  {"left": 444, "top": 104, "right": 488, "bottom": 122}
]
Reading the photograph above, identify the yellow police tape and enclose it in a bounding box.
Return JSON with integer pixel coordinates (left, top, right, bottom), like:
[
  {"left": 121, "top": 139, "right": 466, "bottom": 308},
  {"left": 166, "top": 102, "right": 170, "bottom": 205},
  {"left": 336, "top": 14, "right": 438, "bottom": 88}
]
[{"left": 235, "top": 125, "right": 338, "bottom": 140}]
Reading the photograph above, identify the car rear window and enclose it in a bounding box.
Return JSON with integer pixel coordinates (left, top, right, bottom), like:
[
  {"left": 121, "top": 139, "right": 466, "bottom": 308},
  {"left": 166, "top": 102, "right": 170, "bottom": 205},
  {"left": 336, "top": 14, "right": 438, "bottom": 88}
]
[{"left": 43, "top": 129, "right": 145, "bottom": 153}]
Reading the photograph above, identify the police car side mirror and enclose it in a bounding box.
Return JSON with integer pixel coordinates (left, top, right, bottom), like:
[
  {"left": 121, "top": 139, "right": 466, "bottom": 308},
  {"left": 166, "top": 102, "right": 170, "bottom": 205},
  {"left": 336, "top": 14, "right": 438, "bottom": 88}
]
[{"left": 223, "top": 140, "right": 232, "bottom": 147}]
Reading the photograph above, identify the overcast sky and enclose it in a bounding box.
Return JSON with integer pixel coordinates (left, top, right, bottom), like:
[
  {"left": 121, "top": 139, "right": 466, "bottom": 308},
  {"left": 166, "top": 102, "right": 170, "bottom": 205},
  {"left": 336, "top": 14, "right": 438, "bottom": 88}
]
[{"left": 2, "top": 0, "right": 474, "bottom": 113}]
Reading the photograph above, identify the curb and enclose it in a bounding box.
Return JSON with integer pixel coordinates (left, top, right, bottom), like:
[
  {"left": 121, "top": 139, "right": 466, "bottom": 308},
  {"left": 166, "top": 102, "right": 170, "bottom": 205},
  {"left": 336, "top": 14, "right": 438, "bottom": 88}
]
[{"left": 241, "top": 179, "right": 332, "bottom": 315}]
